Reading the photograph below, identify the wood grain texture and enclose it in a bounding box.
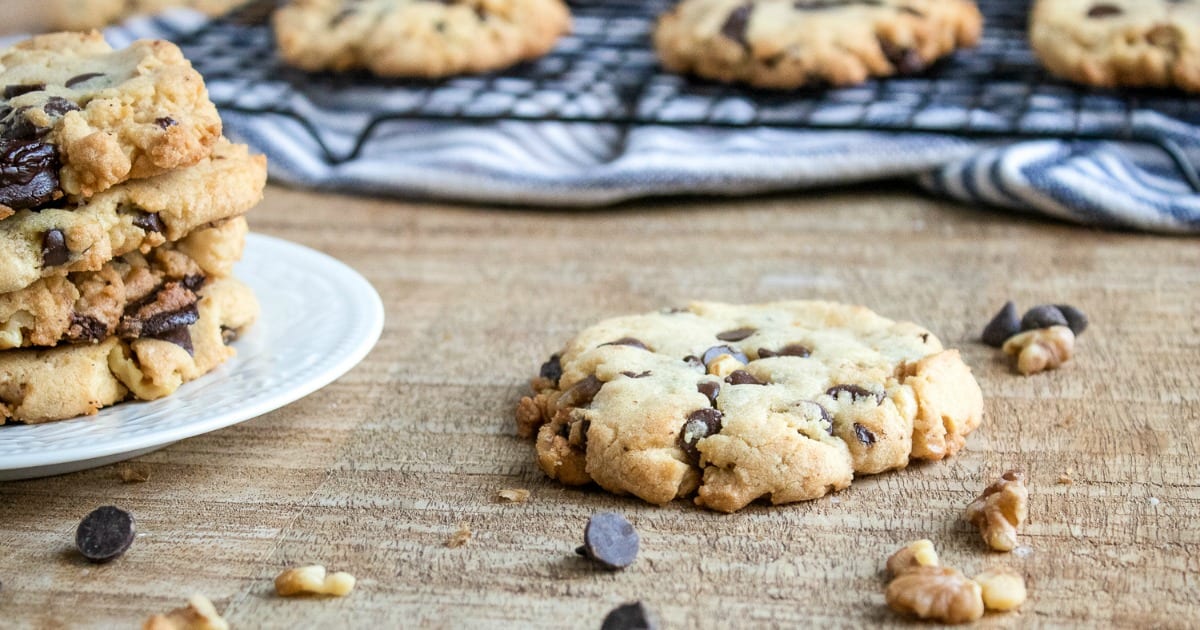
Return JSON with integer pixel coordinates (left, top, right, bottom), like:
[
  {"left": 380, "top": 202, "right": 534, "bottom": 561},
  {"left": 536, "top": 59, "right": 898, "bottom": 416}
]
[{"left": 2, "top": 182, "right": 1198, "bottom": 628}]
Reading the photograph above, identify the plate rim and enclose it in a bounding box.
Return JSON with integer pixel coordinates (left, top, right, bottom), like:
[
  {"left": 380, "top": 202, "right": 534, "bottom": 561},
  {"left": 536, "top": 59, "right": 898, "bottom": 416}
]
[{"left": 0, "top": 233, "right": 384, "bottom": 473}]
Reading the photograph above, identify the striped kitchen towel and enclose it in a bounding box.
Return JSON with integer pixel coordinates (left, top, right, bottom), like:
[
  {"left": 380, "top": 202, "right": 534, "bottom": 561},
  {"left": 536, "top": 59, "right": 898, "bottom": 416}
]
[{"left": 68, "top": 10, "right": 1200, "bottom": 233}]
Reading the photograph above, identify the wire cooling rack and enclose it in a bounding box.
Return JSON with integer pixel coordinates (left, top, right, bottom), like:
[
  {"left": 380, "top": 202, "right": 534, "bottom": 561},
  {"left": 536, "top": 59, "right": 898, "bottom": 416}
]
[{"left": 176, "top": 0, "right": 1200, "bottom": 189}]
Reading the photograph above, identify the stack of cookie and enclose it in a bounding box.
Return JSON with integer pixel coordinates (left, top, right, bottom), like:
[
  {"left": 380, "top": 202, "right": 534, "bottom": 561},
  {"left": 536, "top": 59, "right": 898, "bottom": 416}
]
[{"left": 0, "top": 32, "right": 267, "bottom": 425}]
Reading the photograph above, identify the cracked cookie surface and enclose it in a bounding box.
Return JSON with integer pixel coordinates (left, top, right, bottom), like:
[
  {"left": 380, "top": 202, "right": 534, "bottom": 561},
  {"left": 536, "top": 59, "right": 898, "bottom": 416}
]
[
  {"left": 0, "top": 32, "right": 222, "bottom": 212},
  {"left": 1030, "top": 0, "right": 1200, "bottom": 92},
  {"left": 0, "top": 276, "right": 259, "bottom": 425},
  {"left": 51, "top": 0, "right": 250, "bottom": 30},
  {"left": 0, "top": 216, "right": 246, "bottom": 350},
  {"left": 516, "top": 300, "right": 984, "bottom": 512},
  {"left": 0, "top": 139, "right": 265, "bottom": 295},
  {"left": 654, "top": 0, "right": 983, "bottom": 89},
  {"left": 273, "top": 0, "right": 572, "bottom": 78}
]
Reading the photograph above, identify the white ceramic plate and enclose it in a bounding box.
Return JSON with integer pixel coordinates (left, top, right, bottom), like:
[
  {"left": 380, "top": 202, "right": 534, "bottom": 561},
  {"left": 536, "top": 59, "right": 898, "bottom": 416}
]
[{"left": 0, "top": 234, "right": 384, "bottom": 480}]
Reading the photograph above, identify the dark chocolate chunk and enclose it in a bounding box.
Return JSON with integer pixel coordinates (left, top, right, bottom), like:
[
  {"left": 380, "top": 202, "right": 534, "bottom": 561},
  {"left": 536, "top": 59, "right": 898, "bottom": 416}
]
[
  {"left": 719, "top": 4, "right": 753, "bottom": 47},
  {"left": 4, "top": 83, "right": 45, "bottom": 99},
  {"left": 1087, "top": 4, "right": 1123, "bottom": 17},
  {"left": 1021, "top": 304, "right": 1069, "bottom": 331},
  {"left": 601, "top": 337, "right": 649, "bottom": 351},
  {"left": 724, "top": 370, "right": 764, "bottom": 386},
  {"left": 757, "top": 343, "right": 811, "bottom": 359},
  {"left": 75, "top": 505, "right": 135, "bottom": 563},
  {"left": 981, "top": 300, "right": 1021, "bottom": 347},
  {"left": 716, "top": 327, "right": 755, "bottom": 342},
  {"left": 65, "top": 72, "right": 104, "bottom": 88},
  {"left": 67, "top": 313, "right": 109, "bottom": 343},
  {"left": 1, "top": 106, "right": 47, "bottom": 142},
  {"left": 581, "top": 512, "right": 639, "bottom": 570},
  {"left": 139, "top": 303, "right": 199, "bottom": 338},
  {"left": 181, "top": 274, "right": 205, "bottom": 292},
  {"left": 41, "top": 228, "right": 69, "bottom": 267},
  {"left": 539, "top": 353, "right": 562, "bottom": 385},
  {"left": 678, "top": 407, "right": 723, "bottom": 463},
  {"left": 880, "top": 40, "right": 925, "bottom": 74},
  {"left": 155, "top": 117, "right": 177, "bottom": 129},
  {"left": 558, "top": 375, "right": 603, "bottom": 408},
  {"left": 153, "top": 325, "right": 195, "bottom": 355},
  {"left": 601, "top": 602, "right": 659, "bottom": 630},
  {"left": 220, "top": 326, "right": 240, "bottom": 345},
  {"left": 697, "top": 381, "right": 720, "bottom": 406},
  {"left": 620, "top": 370, "right": 652, "bottom": 379},
  {"left": 42, "top": 97, "right": 80, "bottom": 117},
  {"left": 853, "top": 423, "right": 877, "bottom": 446},
  {"left": 826, "top": 384, "right": 883, "bottom": 404},
  {"left": 1054, "top": 304, "right": 1088, "bottom": 336},
  {"left": 0, "top": 140, "right": 60, "bottom": 210},
  {"left": 701, "top": 345, "right": 748, "bottom": 366}
]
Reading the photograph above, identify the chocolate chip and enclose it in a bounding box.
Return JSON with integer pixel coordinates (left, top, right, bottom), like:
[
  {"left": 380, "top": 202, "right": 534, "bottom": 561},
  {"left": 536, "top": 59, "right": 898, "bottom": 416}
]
[
  {"left": 153, "top": 325, "right": 195, "bottom": 355},
  {"left": 724, "top": 370, "right": 764, "bottom": 385},
  {"left": 155, "top": 117, "right": 177, "bottom": 129},
  {"left": 719, "top": 4, "right": 753, "bottom": 47},
  {"left": 131, "top": 210, "right": 165, "bottom": 233},
  {"left": 1, "top": 107, "right": 47, "bottom": 142},
  {"left": 1021, "top": 305, "right": 1069, "bottom": 331},
  {"left": 853, "top": 423, "right": 877, "bottom": 446},
  {"left": 558, "top": 375, "right": 603, "bottom": 409},
  {"left": 0, "top": 140, "right": 60, "bottom": 210},
  {"left": 75, "top": 505, "right": 135, "bottom": 563},
  {"left": 601, "top": 337, "right": 649, "bottom": 351},
  {"left": 879, "top": 40, "right": 926, "bottom": 74},
  {"left": 601, "top": 602, "right": 659, "bottom": 630},
  {"left": 1054, "top": 304, "right": 1089, "bottom": 336},
  {"left": 539, "top": 353, "right": 562, "bottom": 386},
  {"left": 826, "top": 384, "right": 883, "bottom": 404},
  {"left": 701, "top": 345, "right": 748, "bottom": 366},
  {"left": 42, "top": 97, "right": 80, "bottom": 117},
  {"left": 981, "top": 300, "right": 1021, "bottom": 347},
  {"left": 683, "top": 355, "right": 704, "bottom": 371},
  {"left": 139, "top": 303, "right": 199, "bottom": 338},
  {"left": 581, "top": 512, "right": 639, "bottom": 570},
  {"left": 798, "top": 400, "right": 834, "bottom": 435},
  {"left": 620, "top": 370, "right": 652, "bottom": 379},
  {"left": 220, "top": 326, "right": 240, "bottom": 345},
  {"left": 697, "top": 381, "right": 720, "bottom": 406},
  {"left": 757, "top": 343, "right": 811, "bottom": 359},
  {"left": 41, "top": 228, "right": 68, "bottom": 267},
  {"left": 1087, "top": 4, "right": 1123, "bottom": 17},
  {"left": 3, "top": 83, "right": 45, "bottom": 99},
  {"left": 65, "top": 72, "right": 104, "bottom": 88},
  {"left": 67, "top": 313, "right": 109, "bottom": 342},
  {"left": 678, "top": 407, "right": 723, "bottom": 463},
  {"left": 716, "top": 327, "right": 755, "bottom": 342},
  {"left": 181, "top": 274, "right": 205, "bottom": 292}
]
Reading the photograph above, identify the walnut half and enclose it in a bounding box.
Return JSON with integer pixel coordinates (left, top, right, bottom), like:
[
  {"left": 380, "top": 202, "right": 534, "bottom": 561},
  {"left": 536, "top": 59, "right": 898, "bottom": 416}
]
[
  {"left": 965, "top": 469, "right": 1029, "bottom": 552},
  {"left": 886, "top": 566, "right": 984, "bottom": 624},
  {"left": 1002, "top": 325, "right": 1074, "bottom": 375},
  {"left": 975, "top": 566, "right": 1028, "bottom": 611},
  {"left": 886, "top": 539, "right": 940, "bottom": 578}
]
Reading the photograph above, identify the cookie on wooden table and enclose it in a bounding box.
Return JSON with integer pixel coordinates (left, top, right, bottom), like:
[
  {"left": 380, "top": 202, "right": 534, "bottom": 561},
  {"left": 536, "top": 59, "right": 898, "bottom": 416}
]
[
  {"left": 0, "top": 32, "right": 222, "bottom": 211},
  {"left": 272, "top": 0, "right": 572, "bottom": 78},
  {"left": 516, "top": 300, "right": 984, "bottom": 513},
  {"left": 654, "top": 0, "right": 984, "bottom": 89},
  {"left": 50, "top": 0, "right": 250, "bottom": 30},
  {"left": 1030, "top": 0, "right": 1200, "bottom": 92},
  {"left": 0, "top": 139, "right": 266, "bottom": 296},
  {"left": 0, "top": 276, "right": 259, "bottom": 424}
]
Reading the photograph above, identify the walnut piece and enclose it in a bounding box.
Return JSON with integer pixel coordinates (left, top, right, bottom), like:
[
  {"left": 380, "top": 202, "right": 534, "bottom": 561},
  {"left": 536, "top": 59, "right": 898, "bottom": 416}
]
[
  {"left": 886, "top": 539, "right": 940, "bottom": 578},
  {"left": 274, "top": 565, "right": 356, "bottom": 597},
  {"left": 446, "top": 523, "right": 472, "bottom": 548},
  {"left": 886, "top": 566, "right": 984, "bottom": 624},
  {"left": 975, "top": 566, "right": 1028, "bottom": 611},
  {"left": 705, "top": 353, "right": 745, "bottom": 378},
  {"left": 497, "top": 488, "right": 530, "bottom": 503},
  {"left": 142, "top": 595, "right": 228, "bottom": 630},
  {"left": 1002, "top": 325, "right": 1074, "bottom": 375},
  {"left": 965, "top": 469, "right": 1029, "bottom": 552}
]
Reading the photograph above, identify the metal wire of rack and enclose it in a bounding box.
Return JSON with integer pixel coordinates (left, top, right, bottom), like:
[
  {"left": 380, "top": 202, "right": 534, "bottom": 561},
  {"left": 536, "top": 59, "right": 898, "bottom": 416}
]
[{"left": 175, "top": 0, "right": 1200, "bottom": 190}]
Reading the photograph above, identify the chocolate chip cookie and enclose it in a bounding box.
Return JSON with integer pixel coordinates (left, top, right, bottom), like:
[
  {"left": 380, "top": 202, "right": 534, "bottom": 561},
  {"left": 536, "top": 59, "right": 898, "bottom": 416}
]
[
  {"left": 0, "top": 139, "right": 265, "bottom": 296},
  {"left": 1030, "top": 0, "right": 1200, "bottom": 92},
  {"left": 516, "top": 301, "right": 984, "bottom": 512},
  {"left": 0, "top": 276, "right": 259, "bottom": 425},
  {"left": 0, "top": 32, "right": 222, "bottom": 213},
  {"left": 51, "top": 0, "right": 250, "bottom": 30},
  {"left": 0, "top": 217, "right": 246, "bottom": 350},
  {"left": 654, "top": 0, "right": 984, "bottom": 89},
  {"left": 273, "top": 0, "right": 572, "bottom": 78}
]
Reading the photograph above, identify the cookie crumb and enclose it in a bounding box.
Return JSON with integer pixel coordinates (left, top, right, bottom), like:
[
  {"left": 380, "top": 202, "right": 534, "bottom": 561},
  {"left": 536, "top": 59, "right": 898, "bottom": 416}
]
[
  {"left": 497, "top": 488, "right": 530, "bottom": 504},
  {"left": 446, "top": 524, "right": 471, "bottom": 548},
  {"left": 274, "top": 565, "right": 356, "bottom": 597},
  {"left": 965, "top": 470, "right": 1029, "bottom": 552},
  {"left": 142, "top": 595, "right": 228, "bottom": 630},
  {"left": 1057, "top": 472, "right": 1073, "bottom": 485},
  {"left": 117, "top": 463, "right": 151, "bottom": 483}
]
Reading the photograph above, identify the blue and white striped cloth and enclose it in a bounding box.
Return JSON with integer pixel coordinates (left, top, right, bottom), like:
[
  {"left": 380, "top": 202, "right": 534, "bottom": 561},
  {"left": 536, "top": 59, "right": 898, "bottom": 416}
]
[{"left": 43, "top": 11, "right": 1200, "bottom": 233}]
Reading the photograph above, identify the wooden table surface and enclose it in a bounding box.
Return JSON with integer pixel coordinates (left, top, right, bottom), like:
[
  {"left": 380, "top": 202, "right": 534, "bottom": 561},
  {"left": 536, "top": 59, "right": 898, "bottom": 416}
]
[{"left": 3, "top": 6, "right": 1200, "bottom": 629}]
